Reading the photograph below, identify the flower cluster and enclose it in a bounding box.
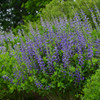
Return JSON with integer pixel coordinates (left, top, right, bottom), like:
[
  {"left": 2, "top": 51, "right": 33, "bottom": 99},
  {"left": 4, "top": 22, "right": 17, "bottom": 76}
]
[
  {"left": 14, "top": 12, "right": 100, "bottom": 89},
  {"left": 1, "top": 8, "right": 100, "bottom": 97}
]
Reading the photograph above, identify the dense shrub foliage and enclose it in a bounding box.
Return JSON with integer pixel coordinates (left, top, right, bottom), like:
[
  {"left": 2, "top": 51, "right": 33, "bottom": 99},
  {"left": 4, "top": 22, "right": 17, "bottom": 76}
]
[
  {"left": 82, "top": 69, "right": 100, "bottom": 100},
  {"left": 0, "top": 52, "right": 18, "bottom": 99},
  {"left": 0, "top": 6, "right": 100, "bottom": 100},
  {"left": 41, "top": 0, "right": 74, "bottom": 20},
  {"left": 41, "top": 0, "right": 100, "bottom": 29}
]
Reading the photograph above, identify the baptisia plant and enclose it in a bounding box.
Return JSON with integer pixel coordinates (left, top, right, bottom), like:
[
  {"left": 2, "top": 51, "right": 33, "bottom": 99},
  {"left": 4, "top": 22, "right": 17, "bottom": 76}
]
[{"left": 1, "top": 9, "right": 100, "bottom": 100}]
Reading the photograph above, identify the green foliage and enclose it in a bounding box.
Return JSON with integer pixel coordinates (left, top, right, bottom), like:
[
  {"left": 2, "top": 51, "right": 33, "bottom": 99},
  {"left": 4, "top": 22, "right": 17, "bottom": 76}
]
[
  {"left": 0, "top": 0, "right": 51, "bottom": 32},
  {"left": 0, "top": 52, "right": 18, "bottom": 99},
  {"left": 23, "top": 0, "right": 52, "bottom": 21},
  {"left": 74, "top": 0, "right": 100, "bottom": 28},
  {"left": 41, "top": 0, "right": 74, "bottom": 21},
  {"left": 9, "top": 25, "right": 100, "bottom": 100},
  {"left": 0, "top": 51, "right": 44, "bottom": 100},
  {"left": 82, "top": 68, "right": 100, "bottom": 100},
  {"left": 0, "top": 3, "right": 100, "bottom": 99},
  {"left": 91, "top": 29, "right": 100, "bottom": 41},
  {"left": 0, "top": 0, "right": 28, "bottom": 31}
]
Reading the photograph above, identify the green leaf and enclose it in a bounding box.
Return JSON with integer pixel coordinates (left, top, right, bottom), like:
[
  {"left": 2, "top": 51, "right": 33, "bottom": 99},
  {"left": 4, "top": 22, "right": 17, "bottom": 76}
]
[
  {"left": 69, "top": 66, "right": 75, "bottom": 72},
  {"left": 30, "top": 70, "right": 32, "bottom": 74},
  {"left": 43, "top": 57, "right": 47, "bottom": 63},
  {"left": 92, "top": 58, "right": 98, "bottom": 64},
  {"left": 57, "top": 82, "right": 64, "bottom": 88},
  {"left": 2, "top": 71, "right": 6, "bottom": 75},
  {"left": 10, "top": 87, "right": 14, "bottom": 93},
  {"left": 54, "top": 71, "right": 57, "bottom": 76},
  {"left": 41, "top": 78, "right": 47, "bottom": 83},
  {"left": 29, "top": 77, "right": 33, "bottom": 82},
  {"left": 73, "top": 53, "right": 78, "bottom": 60},
  {"left": 53, "top": 62, "right": 56, "bottom": 66},
  {"left": 70, "top": 79, "right": 73, "bottom": 83},
  {"left": 21, "top": 83, "right": 25, "bottom": 88}
]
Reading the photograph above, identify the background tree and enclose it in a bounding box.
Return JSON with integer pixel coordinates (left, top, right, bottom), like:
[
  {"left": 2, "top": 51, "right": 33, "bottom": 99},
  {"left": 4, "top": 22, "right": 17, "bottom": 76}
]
[
  {"left": 0, "top": 0, "right": 99, "bottom": 32},
  {"left": 22, "top": 0, "right": 52, "bottom": 21},
  {"left": 0, "top": 0, "right": 28, "bottom": 31},
  {"left": 0, "top": 0, "right": 52, "bottom": 32},
  {"left": 41, "top": 0, "right": 74, "bottom": 21}
]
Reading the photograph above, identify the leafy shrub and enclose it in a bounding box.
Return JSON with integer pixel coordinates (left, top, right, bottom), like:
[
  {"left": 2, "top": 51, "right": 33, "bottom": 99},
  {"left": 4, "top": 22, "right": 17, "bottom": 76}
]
[
  {"left": 41, "top": 0, "right": 100, "bottom": 29},
  {"left": 74, "top": 0, "right": 100, "bottom": 28},
  {"left": 0, "top": 52, "right": 18, "bottom": 99},
  {"left": 7, "top": 12, "right": 100, "bottom": 99},
  {"left": 0, "top": 51, "right": 46, "bottom": 100},
  {"left": 82, "top": 68, "right": 100, "bottom": 100},
  {"left": 22, "top": 0, "right": 52, "bottom": 22},
  {"left": 41, "top": 0, "right": 74, "bottom": 21}
]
